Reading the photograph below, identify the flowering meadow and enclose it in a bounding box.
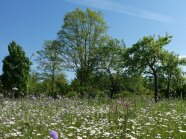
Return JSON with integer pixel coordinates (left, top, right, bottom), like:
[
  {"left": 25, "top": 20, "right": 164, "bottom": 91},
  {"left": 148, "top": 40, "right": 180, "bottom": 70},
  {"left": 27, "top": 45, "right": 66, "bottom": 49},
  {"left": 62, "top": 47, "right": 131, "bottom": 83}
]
[{"left": 0, "top": 96, "right": 186, "bottom": 139}]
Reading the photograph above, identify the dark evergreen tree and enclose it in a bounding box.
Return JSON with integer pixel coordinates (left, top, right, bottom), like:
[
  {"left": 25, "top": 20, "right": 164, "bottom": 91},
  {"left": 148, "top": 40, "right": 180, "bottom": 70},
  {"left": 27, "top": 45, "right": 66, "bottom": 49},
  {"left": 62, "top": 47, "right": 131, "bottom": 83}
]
[{"left": 1, "top": 41, "right": 30, "bottom": 97}]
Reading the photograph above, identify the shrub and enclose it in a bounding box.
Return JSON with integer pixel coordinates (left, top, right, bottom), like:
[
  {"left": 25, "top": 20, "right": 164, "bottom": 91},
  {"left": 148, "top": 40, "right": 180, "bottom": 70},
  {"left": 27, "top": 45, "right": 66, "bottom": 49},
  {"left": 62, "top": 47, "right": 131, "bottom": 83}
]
[
  {"left": 66, "top": 91, "right": 78, "bottom": 98},
  {"left": 114, "top": 90, "right": 133, "bottom": 98}
]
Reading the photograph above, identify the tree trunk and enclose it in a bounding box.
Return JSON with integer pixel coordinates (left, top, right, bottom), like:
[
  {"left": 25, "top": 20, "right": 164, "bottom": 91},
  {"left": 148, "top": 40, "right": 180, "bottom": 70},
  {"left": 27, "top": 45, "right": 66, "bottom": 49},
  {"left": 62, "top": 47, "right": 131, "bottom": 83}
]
[
  {"left": 78, "top": 68, "right": 85, "bottom": 97},
  {"left": 154, "top": 73, "right": 158, "bottom": 103},
  {"left": 52, "top": 66, "right": 55, "bottom": 98},
  {"left": 166, "top": 78, "right": 171, "bottom": 98},
  {"left": 110, "top": 76, "right": 116, "bottom": 98}
]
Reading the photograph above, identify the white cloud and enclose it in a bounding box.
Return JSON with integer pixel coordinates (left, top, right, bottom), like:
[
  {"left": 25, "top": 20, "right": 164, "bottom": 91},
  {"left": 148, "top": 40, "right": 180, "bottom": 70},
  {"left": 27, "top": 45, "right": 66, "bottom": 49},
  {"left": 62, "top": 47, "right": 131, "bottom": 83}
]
[{"left": 66, "top": 0, "right": 174, "bottom": 23}]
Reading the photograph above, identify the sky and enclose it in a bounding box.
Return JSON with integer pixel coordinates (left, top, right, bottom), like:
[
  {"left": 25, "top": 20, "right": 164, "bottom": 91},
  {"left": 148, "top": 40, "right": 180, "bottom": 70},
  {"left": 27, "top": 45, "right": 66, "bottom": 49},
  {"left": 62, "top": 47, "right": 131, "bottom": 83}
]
[{"left": 0, "top": 0, "right": 186, "bottom": 81}]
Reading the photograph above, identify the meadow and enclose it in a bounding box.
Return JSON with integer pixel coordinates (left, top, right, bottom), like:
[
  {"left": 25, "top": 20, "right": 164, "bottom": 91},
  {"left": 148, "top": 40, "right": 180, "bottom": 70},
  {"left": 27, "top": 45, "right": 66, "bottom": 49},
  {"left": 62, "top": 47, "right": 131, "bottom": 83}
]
[{"left": 0, "top": 96, "right": 186, "bottom": 139}]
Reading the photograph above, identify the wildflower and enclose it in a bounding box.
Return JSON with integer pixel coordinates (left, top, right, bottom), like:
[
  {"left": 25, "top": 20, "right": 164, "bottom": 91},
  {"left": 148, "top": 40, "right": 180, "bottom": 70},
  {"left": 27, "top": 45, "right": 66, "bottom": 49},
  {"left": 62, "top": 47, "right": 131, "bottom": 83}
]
[
  {"left": 126, "top": 133, "right": 137, "bottom": 139},
  {"left": 9, "top": 121, "right": 15, "bottom": 125},
  {"left": 179, "top": 130, "right": 186, "bottom": 133},
  {"left": 77, "top": 136, "right": 82, "bottom": 139},
  {"left": 12, "top": 87, "right": 18, "bottom": 91},
  {"left": 55, "top": 116, "right": 61, "bottom": 123},
  {"left": 50, "top": 130, "right": 58, "bottom": 139},
  {"left": 155, "top": 134, "right": 162, "bottom": 139},
  {"left": 37, "top": 133, "right": 41, "bottom": 136},
  {"left": 31, "top": 96, "right": 36, "bottom": 100},
  {"left": 90, "top": 130, "right": 96, "bottom": 135},
  {"left": 51, "top": 123, "right": 58, "bottom": 126},
  {"left": 145, "top": 122, "right": 151, "bottom": 126}
]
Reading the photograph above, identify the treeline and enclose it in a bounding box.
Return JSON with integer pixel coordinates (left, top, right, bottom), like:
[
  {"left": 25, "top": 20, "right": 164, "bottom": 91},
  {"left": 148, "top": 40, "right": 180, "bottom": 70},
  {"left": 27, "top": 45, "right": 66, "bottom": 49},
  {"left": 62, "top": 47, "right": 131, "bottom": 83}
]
[{"left": 0, "top": 8, "right": 186, "bottom": 102}]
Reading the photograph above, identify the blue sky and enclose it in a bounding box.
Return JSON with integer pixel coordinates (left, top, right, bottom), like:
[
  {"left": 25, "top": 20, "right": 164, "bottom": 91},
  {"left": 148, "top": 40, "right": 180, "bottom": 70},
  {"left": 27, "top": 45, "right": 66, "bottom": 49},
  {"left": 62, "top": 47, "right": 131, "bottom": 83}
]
[{"left": 1, "top": 0, "right": 186, "bottom": 80}]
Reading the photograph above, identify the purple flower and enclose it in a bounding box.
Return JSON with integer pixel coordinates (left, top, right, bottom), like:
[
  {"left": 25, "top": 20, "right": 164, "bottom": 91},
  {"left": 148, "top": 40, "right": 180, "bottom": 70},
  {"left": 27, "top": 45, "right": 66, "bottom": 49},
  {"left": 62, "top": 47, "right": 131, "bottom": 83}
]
[
  {"left": 50, "top": 130, "right": 58, "bottom": 139},
  {"left": 31, "top": 96, "right": 36, "bottom": 100}
]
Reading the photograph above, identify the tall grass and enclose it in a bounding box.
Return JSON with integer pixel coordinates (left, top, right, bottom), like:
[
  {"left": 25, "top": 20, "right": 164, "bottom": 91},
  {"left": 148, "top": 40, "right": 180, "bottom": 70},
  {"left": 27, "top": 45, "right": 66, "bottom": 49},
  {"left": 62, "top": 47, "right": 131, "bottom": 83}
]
[{"left": 0, "top": 96, "right": 186, "bottom": 139}]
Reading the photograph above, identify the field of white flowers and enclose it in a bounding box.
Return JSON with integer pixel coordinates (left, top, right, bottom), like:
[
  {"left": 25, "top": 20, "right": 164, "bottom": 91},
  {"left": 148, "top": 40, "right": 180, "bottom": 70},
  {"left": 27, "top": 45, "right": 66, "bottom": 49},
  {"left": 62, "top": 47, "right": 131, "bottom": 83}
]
[{"left": 0, "top": 96, "right": 186, "bottom": 139}]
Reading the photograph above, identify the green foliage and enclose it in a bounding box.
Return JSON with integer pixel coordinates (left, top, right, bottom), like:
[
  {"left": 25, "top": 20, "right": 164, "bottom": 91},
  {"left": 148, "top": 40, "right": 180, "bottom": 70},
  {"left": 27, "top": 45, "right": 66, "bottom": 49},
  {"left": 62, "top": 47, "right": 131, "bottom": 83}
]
[
  {"left": 114, "top": 90, "right": 132, "bottom": 98},
  {"left": 97, "top": 37, "right": 126, "bottom": 98},
  {"left": 1, "top": 41, "right": 30, "bottom": 97},
  {"left": 0, "top": 80, "right": 3, "bottom": 95},
  {"left": 28, "top": 71, "right": 47, "bottom": 95},
  {"left": 28, "top": 71, "right": 68, "bottom": 97},
  {"left": 36, "top": 40, "right": 63, "bottom": 97},
  {"left": 126, "top": 34, "right": 172, "bottom": 74},
  {"left": 70, "top": 78, "right": 81, "bottom": 93},
  {"left": 160, "top": 52, "right": 185, "bottom": 98},
  {"left": 121, "top": 75, "right": 153, "bottom": 95},
  {"left": 66, "top": 91, "right": 78, "bottom": 98},
  {"left": 126, "top": 34, "right": 172, "bottom": 102},
  {"left": 28, "top": 71, "right": 40, "bottom": 93},
  {"left": 58, "top": 8, "right": 108, "bottom": 95},
  {"left": 1, "top": 9, "right": 184, "bottom": 101},
  {"left": 182, "top": 83, "right": 186, "bottom": 98},
  {"left": 94, "top": 90, "right": 108, "bottom": 98},
  {"left": 90, "top": 72, "right": 110, "bottom": 92},
  {"left": 55, "top": 74, "right": 69, "bottom": 96}
]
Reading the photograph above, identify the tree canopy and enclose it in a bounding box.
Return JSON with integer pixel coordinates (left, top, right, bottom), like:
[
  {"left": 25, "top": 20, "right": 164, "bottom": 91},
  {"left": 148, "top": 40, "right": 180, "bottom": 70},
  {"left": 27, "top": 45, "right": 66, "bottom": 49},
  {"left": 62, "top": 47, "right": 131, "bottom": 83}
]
[
  {"left": 1, "top": 41, "right": 30, "bottom": 97},
  {"left": 1, "top": 9, "right": 186, "bottom": 102},
  {"left": 126, "top": 35, "right": 172, "bottom": 102},
  {"left": 36, "top": 40, "right": 63, "bottom": 98},
  {"left": 58, "top": 8, "right": 108, "bottom": 95}
]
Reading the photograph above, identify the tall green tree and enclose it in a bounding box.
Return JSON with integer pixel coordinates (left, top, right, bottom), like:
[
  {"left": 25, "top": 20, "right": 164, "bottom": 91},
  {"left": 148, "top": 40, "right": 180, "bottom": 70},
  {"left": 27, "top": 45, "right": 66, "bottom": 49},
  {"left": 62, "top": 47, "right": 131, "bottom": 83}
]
[
  {"left": 36, "top": 40, "right": 63, "bottom": 98},
  {"left": 1, "top": 41, "right": 30, "bottom": 97},
  {"left": 57, "top": 8, "right": 108, "bottom": 95},
  {"left": 97, "top": 37, "right": 126, "bottom": 98},
  {"left": 161, "top": 52, "right": 184, "bottom": 97},
  {"left": 126, "top": 35, "right": 172, "bottom": 102}
]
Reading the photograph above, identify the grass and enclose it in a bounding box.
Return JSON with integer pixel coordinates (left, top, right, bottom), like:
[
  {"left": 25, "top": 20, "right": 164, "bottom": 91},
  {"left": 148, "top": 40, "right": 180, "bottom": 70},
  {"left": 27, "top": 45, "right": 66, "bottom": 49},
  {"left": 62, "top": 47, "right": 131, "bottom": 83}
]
[{"left": 0, "top": 96, "right": 186, "bottom": 139}]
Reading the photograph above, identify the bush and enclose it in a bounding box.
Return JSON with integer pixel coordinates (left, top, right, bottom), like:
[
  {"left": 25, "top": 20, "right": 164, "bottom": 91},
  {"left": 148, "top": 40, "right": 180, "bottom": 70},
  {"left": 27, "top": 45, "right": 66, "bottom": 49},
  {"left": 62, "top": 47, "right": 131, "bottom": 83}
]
[
  {"left": 114, "top": 90, "right": 133, "bottom": 98},
  {"left": 95, "top": 90, "right": 108, "bottom": 98},
  {"left": 66, "top": 91, "right": 78, "bottom": 98}
]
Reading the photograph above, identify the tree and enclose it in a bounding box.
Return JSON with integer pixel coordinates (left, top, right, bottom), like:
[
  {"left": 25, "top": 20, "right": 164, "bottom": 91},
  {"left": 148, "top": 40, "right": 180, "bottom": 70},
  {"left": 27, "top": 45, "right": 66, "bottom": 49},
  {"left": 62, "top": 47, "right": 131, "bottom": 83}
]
[
  {"left": 0, "top": 79, "right": 3, "bottom": 94},
  {"left": 161, "top": 52, "right": 184, "bottom": 98},
  {"left": 1, "top": 41, "right": 30, "bottom": 97},
  {"left": 28, "top": 71, "right": 68, "bottom": 97},
  {"left": 126, "top": 35, "right": 172, "bottom": 102},
  {"left": 97, "top": 37, "right": 126, "bottom": 98},
  {"left": 55, "top": 74, "right": 69, "bottom": 96},
  {"left": 36, "top": 40, "right": 63, "bottom": 98},
  {"left": 57, "top": 8, "right": 108, "bottom": 95},
  {"left": 28, "top": 70, "right": 43, "bottom": 95}
]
